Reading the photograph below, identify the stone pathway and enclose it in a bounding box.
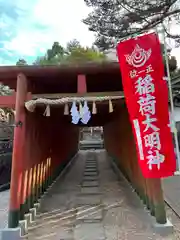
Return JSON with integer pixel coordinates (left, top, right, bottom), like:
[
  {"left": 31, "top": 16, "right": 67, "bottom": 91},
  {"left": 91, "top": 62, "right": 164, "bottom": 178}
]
[{"left": 23, "top": 150, "right": 180, "bottom": 239}]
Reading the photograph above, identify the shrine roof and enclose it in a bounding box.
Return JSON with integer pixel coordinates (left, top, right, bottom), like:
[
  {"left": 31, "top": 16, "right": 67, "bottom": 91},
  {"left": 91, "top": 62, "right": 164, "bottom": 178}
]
[{"left": 0, "top": 61, "right": 123, "bottom": 93}]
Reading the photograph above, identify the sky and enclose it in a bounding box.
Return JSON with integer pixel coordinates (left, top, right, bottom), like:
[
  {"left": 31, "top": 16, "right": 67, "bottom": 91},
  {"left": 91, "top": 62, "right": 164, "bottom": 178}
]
[
  {"left": 0, "top": 0, "right": 95, "bottom": 65},
  {"left": 0, "top": 0, "right": 180, "bottom": 66}
]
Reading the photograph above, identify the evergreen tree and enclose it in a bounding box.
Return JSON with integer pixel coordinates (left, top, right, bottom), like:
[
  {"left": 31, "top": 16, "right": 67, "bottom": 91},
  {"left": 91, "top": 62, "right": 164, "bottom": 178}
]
[{"left": 83, "top": 0, "right": 180, "bottom": 50}]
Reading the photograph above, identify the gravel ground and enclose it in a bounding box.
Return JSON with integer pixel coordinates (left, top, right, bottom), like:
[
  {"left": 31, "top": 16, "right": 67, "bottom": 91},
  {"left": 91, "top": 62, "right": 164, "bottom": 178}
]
[{"left": 0, "top": 190, "right": 9, "bottom": 229}]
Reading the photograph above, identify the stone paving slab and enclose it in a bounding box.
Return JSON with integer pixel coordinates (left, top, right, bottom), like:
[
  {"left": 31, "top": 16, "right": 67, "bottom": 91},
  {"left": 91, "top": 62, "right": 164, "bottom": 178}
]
[
  {"left": 86, "top": 160, "right": 96, "bottom": 163},
  {"left": 82, "top": 181, "right": 99, "bottom": 187},
  {"left": 85, "top": 168, "right": 97, "bottom": 172},
  {"left": 81, "top": 187, "right": 99, "bottom": 194},
  {"left": 84, "top": 172, "right": 98, "bottom": 176},
  {"left": 85, "top": 162, "right": 97, "bottom": 165},
  {"left": 86, "top": 158, "right": 96, "bottom": 161},
  {"left": 86, "top": 159, "right": 96, "bottom": 162},
  {"left": 85, "top": 165, "right": 97, "bottom": 169},
  {"left": 75, "top": 196, "right": 101, "bottom": 206},
  {"left": 84, "top": 169, "right": 98, "bottom": 173},
  {"left": 74, "top": 223, "right": 105, "bottom": 240},
  {"left": 83, "top": 176, "right": 98, "bottom": 181},
  {"left": 55, "top": 226, "right": 74, "bottom": 239}
]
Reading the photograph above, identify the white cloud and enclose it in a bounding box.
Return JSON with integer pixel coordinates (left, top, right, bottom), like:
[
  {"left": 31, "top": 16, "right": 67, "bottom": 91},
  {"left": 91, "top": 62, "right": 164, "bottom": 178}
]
[
  {"left": 3, "top": 30, "right": 53, "bottom": 56},
  {"left": 33, "top": 0, "right": 95, "bottom": 46},
  {"left": 2, "top": 0, "right": 95, "bottom": 58}
]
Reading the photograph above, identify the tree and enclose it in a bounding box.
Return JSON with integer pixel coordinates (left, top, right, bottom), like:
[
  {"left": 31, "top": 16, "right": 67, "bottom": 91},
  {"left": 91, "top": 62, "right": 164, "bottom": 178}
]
[
  {"left": 34, "top": 42, "right": 65, "bottom": 65},
  {"left": 16, "top": 59, "right": 28, "bottom": 66},
  {"left": 47, "top": 42, "right": 65, "bottom": 60},
  {"left": 65, "top": 40, "right": 106, "bottom": 63},
  {"left": 83, "top": 0, "right": 180, "bottom": 51},
  {"left": 33, "top": 55, "right": 64, "bottom": 65},
  {"left": 34, "top": 39, "right": 107, "bottom": 65},
  {"left": 66, "top": 39, "right": 81, "bottom": 52}
]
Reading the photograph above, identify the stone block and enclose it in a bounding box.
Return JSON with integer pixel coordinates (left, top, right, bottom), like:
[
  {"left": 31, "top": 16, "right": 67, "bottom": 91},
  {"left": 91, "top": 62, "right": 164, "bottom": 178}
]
[
  {"left": 81, "top": 187, "right": 99, "bottom": 194},
  {"left": 30, "top": 208, "right": 36, "bottom": 221},
  {"left": 84, "top": 172, "right": 98, "bottom": 176},
  {"left": 85, "top": 166, "right": 97, "bottom": 169},
  {"left": 83, "top": 176, "right": 98, "bottom": 181},
  {"left": 82, "top": 181, "right": 99, "bottom": 187},
  {"left": 152, "top": 218, "right": 173, "bottom": 236},
  {"left": 85, "top": 165, "right": 97, "bottom": 169},
  {"left": 24, "top": 213, "right": 32, "bottom": 225},
  {"left": 76, "top": 196, "right": 101, "bottom": 205},
  {"left": 19, "top": 220, "right": 28, "bottom": 236},
  {"left": 1, "top": 228, "right": 21, "bottom": 240},
  {"left": 84, "top": 169, "right": 98, "bottom": 173}
]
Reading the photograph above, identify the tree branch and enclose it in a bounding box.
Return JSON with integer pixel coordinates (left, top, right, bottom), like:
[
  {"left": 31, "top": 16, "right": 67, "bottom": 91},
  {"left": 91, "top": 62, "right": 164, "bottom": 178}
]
[
  {"left": 164, "top": 27, "right": 180, "bottom": 39},
  {"left": 142, "top": 9, "right": 180, "bottom": 30}
]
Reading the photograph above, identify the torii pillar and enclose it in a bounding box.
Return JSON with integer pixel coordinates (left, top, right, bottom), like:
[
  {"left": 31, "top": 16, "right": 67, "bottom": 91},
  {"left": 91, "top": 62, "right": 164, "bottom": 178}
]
[{"left": 2, "top": 73, "right": 28, "bottom": 240}]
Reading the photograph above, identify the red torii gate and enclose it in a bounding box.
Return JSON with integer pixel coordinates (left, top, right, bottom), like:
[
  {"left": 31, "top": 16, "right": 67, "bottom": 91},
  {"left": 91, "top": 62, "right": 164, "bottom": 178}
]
[{"left": 0, "top": 63, "right": 168, "bottom": 239}]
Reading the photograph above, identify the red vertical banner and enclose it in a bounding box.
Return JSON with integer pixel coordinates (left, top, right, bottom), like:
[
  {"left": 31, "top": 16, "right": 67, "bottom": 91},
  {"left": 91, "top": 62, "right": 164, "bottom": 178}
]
[{"left": 116, "top": 32, "right": 176, "bottom": 178}]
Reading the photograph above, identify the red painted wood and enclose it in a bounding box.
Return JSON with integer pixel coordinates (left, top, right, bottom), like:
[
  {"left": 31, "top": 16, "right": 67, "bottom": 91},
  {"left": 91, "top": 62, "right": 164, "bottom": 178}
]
[
  {"left": 77, "top": 74, "right": 87, "bottom": 93},
  {"left": 9, "top": 74, "right": 28, "bottom": 213},
  {"left": 0, "top": 92, "right": 31, "bottom": 108}
]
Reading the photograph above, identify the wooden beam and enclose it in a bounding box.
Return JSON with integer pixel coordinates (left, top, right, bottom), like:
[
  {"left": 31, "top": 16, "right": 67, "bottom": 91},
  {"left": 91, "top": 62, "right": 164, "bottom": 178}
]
[
  {"left": 77, "top": 74, "right": 87, "bottom": 94},
  {"left": 0, "top": 94, "right": 16, "bottom": 108},
  {"left": 0, "top": 92, "right": 31, "bottom": 108},
  {"left": 32, "top": 91, "right": 124, "bottom": 99}
]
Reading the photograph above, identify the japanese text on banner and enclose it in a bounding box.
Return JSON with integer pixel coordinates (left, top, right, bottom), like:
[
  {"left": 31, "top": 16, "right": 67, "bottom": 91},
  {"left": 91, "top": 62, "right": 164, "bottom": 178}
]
[
  {"left": 131, "top": 67, "right": 164, "bottom": 171},
  {"left": 116, "top": 32, "right": 176, "bottom": 178}
]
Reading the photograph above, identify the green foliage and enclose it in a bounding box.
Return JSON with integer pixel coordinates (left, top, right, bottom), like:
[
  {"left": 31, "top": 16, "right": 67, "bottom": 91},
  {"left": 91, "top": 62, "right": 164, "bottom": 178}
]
[
  {"left": 34, "top": 39, "right": 107, "bottom": 65},
  {"left": 33, "top": 55, "right": 63, "bottom": 65},
  {"left": 47, "top": 42, "right": 65, "bottom": 60},
  {"left": 66, "top": 39, "right": 81, "bottom": 53},
  {"left": 65, "top": 46, "right": 106, "bottom": 64},
  {"left": 16, "top": 59, "right": 28, "bottom": 66}
]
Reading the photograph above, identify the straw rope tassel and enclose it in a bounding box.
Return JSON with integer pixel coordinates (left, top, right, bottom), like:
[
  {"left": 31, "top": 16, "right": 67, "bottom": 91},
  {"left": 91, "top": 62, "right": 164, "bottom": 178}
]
[
  {"left": 92, "top": 101, "right": 97, "bottom": 114},
  {"left": 6, "top": 112, "right": 10, "bottom": 123},
  {"left": 109, "top": 99, "right": 113, "bottom": 113},
  {"left": 44, "top": 105, "right": 50, "bottom": 116},
  {"left": 64, "top": 103, "right": 69, "bottom": 115}
]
